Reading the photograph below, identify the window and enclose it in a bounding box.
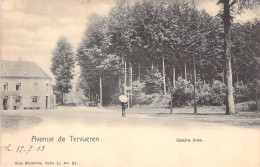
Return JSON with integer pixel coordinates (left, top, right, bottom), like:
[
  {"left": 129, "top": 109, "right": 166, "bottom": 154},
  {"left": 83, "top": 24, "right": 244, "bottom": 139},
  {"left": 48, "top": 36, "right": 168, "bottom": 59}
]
[
  {"left": 4, "top": 82, "right": 8, "bottom": 90},
  {"left": 32, "top": 96, "right": 38, "bottom": 103},
  {"left": 33, "top": 83, "right": 38, "bottom": 91},
  {"left": 14, "top": 96, "right": 21, "bottom": 103},
  {"left": 16, "top": 83, "right": 21, "bottom": 91},
  {"left": 46, "top": 83, "right": 49, "bottom": 92}
]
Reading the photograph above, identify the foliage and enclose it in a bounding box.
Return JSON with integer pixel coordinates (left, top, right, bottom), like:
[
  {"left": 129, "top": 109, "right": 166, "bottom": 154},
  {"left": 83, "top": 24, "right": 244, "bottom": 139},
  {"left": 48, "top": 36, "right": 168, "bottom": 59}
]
[
  {"left": 51, "top": 37, "right": 75, "bottom": 103},
  {"left": 211, "top": 80, "right": 227, "bottom": 106},
  {"left": 247, "top": 79, "right": 260, "bottom": 101},
  {"left": 143, "top": 68, "right": 163, "bottom": 94},
  {"left": 197, "top": 80, "right": 212, "bottom": 106},
  {"left": 234, "top": 81, "right": 249, "bottom": 103},
  {"left": 217, "top": 0, "right": 260, "bottom": 114},
  {"left": 132, "top": 80, "right": 145, "bottom": 104},
  {"left": 76, "top": 0, "right": 260, "bottom": 106},
  {"left": 171, "top": 77, "right": 193, "bottom": 107}
]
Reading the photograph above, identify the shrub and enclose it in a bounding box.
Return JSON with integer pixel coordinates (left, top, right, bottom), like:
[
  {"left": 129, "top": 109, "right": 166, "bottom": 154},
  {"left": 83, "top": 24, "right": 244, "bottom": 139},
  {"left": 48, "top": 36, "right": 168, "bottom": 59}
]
[
  {"left": 110, "top": 77, "right": 259, "bottom": 107},
  {"left": 197, "top": 80, "right": 226, "bottom": 106},
  {"left": 172, "top": 77, "right": 193, "bottom": 106},
  {"left": 234, "top": 81, "right": 250, "bottom": 103},
  {"left": 132, "top": 80, "right": 146, "bottom": 104},
  {"left": 236, "top": 101, "right": 258, "bottom": 111},
  {"left": 211, "top": 80, "right": 226, "bottom": 106},
  {"left": 247, "top": 79, "right": 260, "bottom": 101},
  {"left": 143, "top": 68, "right": 163, "bottom": 94},
  {"left": 151, "top": 94, "right": 171, "bottom": 107},
  {"left": 132, "top": 80, "right": 171, "bottom": 107},
  {"left": 135, "top": 93, "right": 154, "bottom": 105},
  {"left": 197, "top": 80, "right": 212, "bottom": 106}
]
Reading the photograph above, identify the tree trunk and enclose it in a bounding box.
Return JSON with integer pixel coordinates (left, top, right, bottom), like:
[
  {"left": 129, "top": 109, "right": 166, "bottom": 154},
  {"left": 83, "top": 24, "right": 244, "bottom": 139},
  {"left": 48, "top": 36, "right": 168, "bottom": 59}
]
[
  {"left": 130, "top": 64, "right": 133, "bottom": 107},
  {"left": 184, "top": 62, "right": 187, "bottom": 81},
  {"left": 100, "top": 76, "right": 102, "bottom": 107},
  {"left": 224, "top": 0, "right": 235, "bottom": 115},
  {"left": 173, "top": 66, "right": 176, "bottom": 88},
  {"left": 222, "top": 70, "right": 225, "bottom": 83},
  {"left": 127, "top": 91, "right": 130, "bottom": 109},
  {"left": 119, "top": 76, "right": 121, "bottom": 93},
  {"left": 61, "top": 92, "right": 64, "bottom": 105},
  {"left": 193, "top": 56, "right": 197, "bottom": 114},
  {"left": 138, "top": 63, "right": 141, "bottom": 82},
  {"left": 255, "top": 99, "right": 259, "bottom": 112},
  {"left": 163, "top": 55, "right": 166, "bottom": 95},
  {"left": 124, "top": 62, "right": 127, "bottom": 86}
]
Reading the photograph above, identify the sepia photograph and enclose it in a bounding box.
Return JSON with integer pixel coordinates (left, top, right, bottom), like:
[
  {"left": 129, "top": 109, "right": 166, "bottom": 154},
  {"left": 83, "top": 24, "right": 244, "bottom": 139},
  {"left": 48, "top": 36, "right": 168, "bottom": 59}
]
[{"left": 1, "top": 0, "right": 260, "bottom": 166}]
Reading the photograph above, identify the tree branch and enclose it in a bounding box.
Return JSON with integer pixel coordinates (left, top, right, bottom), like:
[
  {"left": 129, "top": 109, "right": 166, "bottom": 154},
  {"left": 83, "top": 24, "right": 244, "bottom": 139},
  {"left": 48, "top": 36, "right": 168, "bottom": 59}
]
[{"left": 229, "top": 0, "right": 238, "bottom": 7}]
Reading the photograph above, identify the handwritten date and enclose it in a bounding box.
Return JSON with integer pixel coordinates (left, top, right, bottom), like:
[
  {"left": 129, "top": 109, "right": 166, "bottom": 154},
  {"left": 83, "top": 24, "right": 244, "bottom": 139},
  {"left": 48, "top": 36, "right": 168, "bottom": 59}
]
[{"left": 4, "top": 144, "right": 45, "bottom": 154}]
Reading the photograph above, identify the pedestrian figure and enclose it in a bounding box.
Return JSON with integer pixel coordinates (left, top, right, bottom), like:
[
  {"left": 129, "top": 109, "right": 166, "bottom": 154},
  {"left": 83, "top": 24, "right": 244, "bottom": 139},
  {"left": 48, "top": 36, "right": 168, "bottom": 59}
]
[{"left": 119, "top": 95, "right": 128, "bottom": 117}]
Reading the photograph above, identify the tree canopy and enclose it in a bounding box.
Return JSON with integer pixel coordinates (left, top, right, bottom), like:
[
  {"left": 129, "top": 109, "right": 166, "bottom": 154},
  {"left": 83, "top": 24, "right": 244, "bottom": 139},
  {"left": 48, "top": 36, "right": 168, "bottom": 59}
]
[
  {"left": 51, "top": 36, "right": 75, "bottom": 104},
  {"left": 77, "top": 0, "right": 260, "bottom": 106}
]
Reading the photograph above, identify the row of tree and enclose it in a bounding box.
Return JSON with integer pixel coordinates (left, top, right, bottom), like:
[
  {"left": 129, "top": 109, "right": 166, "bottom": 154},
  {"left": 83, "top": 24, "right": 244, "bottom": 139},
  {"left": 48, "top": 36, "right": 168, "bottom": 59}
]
[{"left": 51, "top": 0, "right": 260, "bottom": 113}]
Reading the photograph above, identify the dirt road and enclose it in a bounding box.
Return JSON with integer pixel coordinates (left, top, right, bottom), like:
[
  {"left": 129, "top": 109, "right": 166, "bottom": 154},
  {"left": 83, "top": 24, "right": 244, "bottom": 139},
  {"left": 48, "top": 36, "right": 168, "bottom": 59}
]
[{"left": 1, "top": 106, "right": 260, "bottom": 167}]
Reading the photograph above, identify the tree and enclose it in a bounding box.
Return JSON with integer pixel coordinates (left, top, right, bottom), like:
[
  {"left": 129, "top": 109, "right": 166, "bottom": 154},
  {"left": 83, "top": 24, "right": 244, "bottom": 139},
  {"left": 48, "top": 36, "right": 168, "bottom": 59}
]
[
  {"left": 77, "top": 0, "right": 259, "bottom": 106},
  {"left": 232, "top": 21, "right": 260, "bottom": 83},
  {"left": 51, "top": 37, "right": 75, "bottom": 104},
  {"left": 217, "top": 0, "right": 260, "bottom": 115}
]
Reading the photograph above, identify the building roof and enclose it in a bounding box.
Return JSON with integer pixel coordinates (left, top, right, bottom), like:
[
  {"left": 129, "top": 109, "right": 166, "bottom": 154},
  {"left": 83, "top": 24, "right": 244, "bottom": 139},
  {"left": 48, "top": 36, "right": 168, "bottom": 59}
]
[{"left": 0, "top": 60, "right": 51, "bottom": 79}]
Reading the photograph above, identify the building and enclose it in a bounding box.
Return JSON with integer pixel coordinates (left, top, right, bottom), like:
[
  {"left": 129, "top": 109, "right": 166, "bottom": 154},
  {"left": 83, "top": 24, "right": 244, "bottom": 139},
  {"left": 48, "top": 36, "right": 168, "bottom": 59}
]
[{"left": 0, "top": 60, "right": 55, "bottom": 110}]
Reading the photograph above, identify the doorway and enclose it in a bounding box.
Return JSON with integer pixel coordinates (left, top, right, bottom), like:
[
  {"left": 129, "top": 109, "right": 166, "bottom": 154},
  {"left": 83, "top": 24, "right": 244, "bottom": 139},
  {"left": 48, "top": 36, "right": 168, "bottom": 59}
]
[
  {"left": 3, "top": 98, "right": 8, "bottom": 110},
  {"left": 46, "top": 96, "right": 48, "bottom": 109}
]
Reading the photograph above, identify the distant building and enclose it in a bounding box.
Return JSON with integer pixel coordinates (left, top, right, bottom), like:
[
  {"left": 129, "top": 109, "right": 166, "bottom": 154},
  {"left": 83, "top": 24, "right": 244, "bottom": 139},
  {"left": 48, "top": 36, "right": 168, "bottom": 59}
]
[{"left": 0, "top": 60, "right": 55, "bottom": 110}]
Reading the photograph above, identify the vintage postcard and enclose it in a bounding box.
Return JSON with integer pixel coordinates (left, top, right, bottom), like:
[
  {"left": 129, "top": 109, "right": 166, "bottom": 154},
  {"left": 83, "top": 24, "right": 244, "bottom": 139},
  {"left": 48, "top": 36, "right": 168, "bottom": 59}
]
[{"left": 1, "top": 0, "right": 260, "bottom": 167}]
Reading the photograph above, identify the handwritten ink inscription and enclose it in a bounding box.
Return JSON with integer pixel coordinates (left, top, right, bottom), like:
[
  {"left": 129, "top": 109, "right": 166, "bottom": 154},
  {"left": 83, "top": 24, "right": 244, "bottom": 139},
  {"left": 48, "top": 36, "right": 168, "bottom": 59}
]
[{"left": 4, "top": 144, "right": 45, "bottom": 154}]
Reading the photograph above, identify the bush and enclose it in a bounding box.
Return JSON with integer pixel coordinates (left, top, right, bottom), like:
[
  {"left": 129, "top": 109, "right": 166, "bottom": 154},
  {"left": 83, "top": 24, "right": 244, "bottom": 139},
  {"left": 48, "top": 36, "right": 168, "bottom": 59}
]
[
  {"left": 172, "top": 77, "right": 193, "bottom": 106},
  {"left": 143, "top": 68, "right": 163, "bottom": 94},
  {"left": 195, "top": 80, "right": 226, "bottom": 106},
  {"left": 236, "top": 101, "right": 258, "bottom": 111},
  {"left": 211, "top": 80, "right": 226, "bottom": 106},
  {"left": 132, "top": 80, "right": 146, "bottom": 104},
  {"left": 135, "top": 93, "right": 154, "bottom": 105},
  {"left": 234, "top": 81, "right": 250, "bottom": 103},
  {"left": 110, "top": 77, "right": 259, "bottom": 108},
  {"left": 197, "top": 80, "right": 212, "bottom": 106},
  {"left": 131, "top": 80, "right": 171, "bottom": 107},
  {"left": 171, "top": 79, "right": 226, "bottom": 106},
  {"left": 247, "top": 79, "right": 260, "bottom": 102},
  {"left": 151, "top": 94, "right": 171, "bottom": 107}
]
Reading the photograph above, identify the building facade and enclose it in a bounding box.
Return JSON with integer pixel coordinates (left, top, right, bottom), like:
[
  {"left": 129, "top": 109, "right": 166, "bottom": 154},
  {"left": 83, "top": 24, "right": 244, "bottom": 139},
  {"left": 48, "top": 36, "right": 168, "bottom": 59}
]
[{"left": 0, "top": 60, "right": 55, "bottom": 110}]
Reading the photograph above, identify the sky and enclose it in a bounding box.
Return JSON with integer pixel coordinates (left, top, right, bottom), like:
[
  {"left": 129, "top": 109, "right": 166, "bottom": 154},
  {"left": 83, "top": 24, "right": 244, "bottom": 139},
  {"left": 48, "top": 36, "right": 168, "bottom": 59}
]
[{"left": 1, "top": 0, "right": 259, "bottom": 82}]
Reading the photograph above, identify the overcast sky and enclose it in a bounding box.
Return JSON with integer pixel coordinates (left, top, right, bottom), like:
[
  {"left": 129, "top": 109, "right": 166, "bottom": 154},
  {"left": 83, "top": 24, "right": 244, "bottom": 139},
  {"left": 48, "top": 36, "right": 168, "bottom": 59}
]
[{"left": 1, "top": 0, "right": 259, "bottom": 81}]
